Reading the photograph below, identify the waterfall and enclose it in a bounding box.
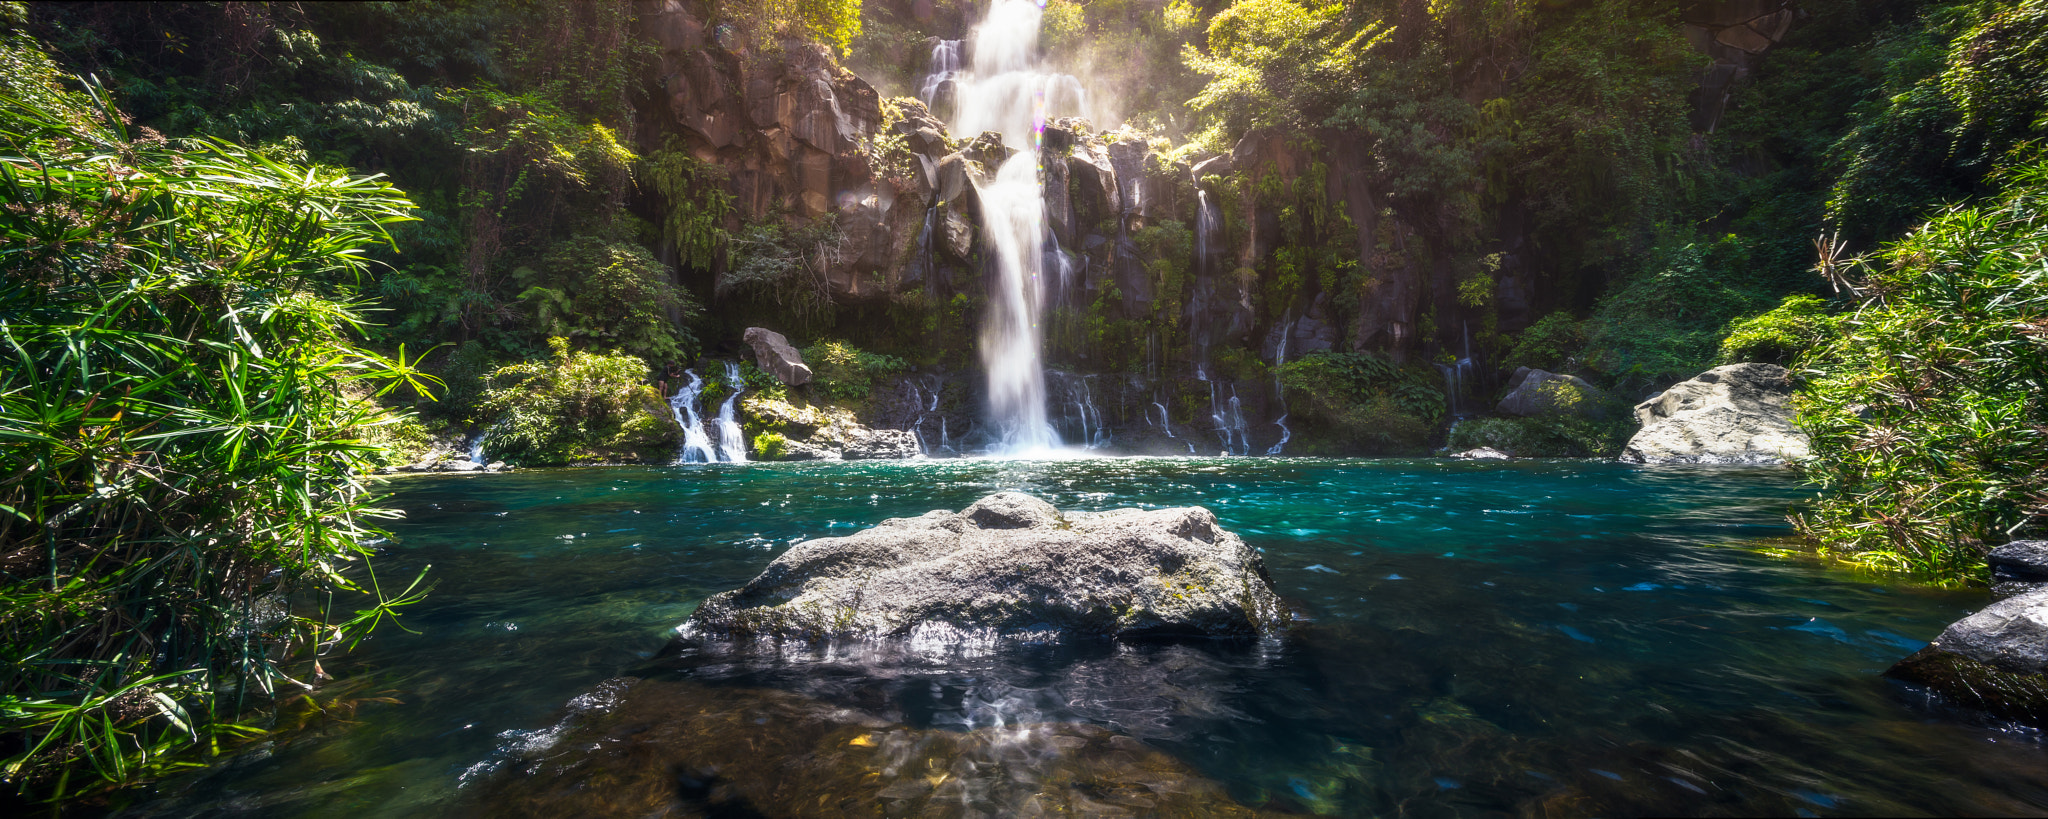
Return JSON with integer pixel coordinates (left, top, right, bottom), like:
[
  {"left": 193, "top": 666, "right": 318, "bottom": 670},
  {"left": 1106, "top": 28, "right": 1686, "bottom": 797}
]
[
  {"left": 467, "top": 429, "right": 489, "bottom": 464},
  {"left": 1153, "top": 401, "right": 1175, "bottom": 438},
  {"left": 951, "top": 0, "right": 1086, "bottom": 455},
  {"left": 714, "top": 361, "right": 748, "bottom": 463},
  {"left": 919, "top": 39, "right": 962, "bottom": 112},
  {"left": 669, "top": 370, "right": 716, "bottom": 464},
  {"left": 1195, "top": 189, "right": 1220, "bottom": 278},
  {"left": 1266, "top": 414, "right": 1291, "bottom": 456}
]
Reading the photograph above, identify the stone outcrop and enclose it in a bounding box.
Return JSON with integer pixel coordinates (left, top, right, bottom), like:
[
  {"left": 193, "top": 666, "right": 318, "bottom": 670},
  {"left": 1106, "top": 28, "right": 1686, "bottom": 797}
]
[
  {"left": 1450, "top": 447, "right": 1512, "bottom": 460},
  {"left": 1496, "top": 367, "right": 1611, "bottom": 419},
  {"left": 1620, "top": 363, "right": 1809, "bottom": 465},
  {"left": 840, "top": 427, "right": 919, "bottom": 460},
  {"left": 682, "top": 492, "right": 1285, "bottom": 641},
  {"left": 1888, "top": 585, "right": 2048, "bottom": 728},
  {"left": 742, "top": 327, "right": 812, "bottom": 386},
  {"left": 740, "top": 394, "right": 918, "bottom": 460},
  {"left": 1990, "top": 540, "right": 2048, "bottom": 599}
]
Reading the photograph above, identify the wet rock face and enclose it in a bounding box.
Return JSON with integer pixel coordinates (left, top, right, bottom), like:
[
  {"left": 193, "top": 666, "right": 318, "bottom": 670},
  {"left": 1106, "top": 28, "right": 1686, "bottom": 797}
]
[
  {"left": 683, "top": 492, "right": 1285, "bottom": 642},
  {"left": 468, "top": 678, "right": 1273, "bottom": 818},
  {"left": 840, "top": 428, "right": 919, "bottom": 460},
  {"left": 1620, "top": 363, "right": 1809, "bottom": 465},
  {"left": 1888, "top": 587, "right": 2048, "bottom": 728},
  {"left": 743, "top": 327, "right": 812, "bottom": 387},
  {"left": 1991, "top": 541, "right": 2048, "bottom": 599},
  {"left": 740, "top": 395, "right": 918, "bottom": 461}
]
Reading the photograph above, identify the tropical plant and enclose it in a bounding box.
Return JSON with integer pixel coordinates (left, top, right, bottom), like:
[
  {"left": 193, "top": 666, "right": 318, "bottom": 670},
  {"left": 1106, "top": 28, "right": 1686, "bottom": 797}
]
[
  {"left": 1794, "top": 161, "right": 2048, "bottom": 580},
  {"left": 802, "top": 340, "right": 912, "bottom": 403},
  {"left": 1718, "top": 294, "right": 1838, "bottom": 366},
  {"left": 0, "top": 54, "right": 431, "bottom": 800}
]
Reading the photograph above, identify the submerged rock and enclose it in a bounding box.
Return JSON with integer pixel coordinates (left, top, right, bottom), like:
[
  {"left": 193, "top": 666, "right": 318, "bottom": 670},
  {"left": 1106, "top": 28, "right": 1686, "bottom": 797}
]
[
  {"left": 1888, "top": 586, "right": 2048, "bottom": 727},
  {"left": 469, "top": 677, "right": 1274, "bottom": 818},
  {"left": 683, "top": 492, "right": 1285, "bottom": 642},
  {"left": 743, "top": 327, "right": 813, "bottom": 387},
  {"left": 1451, "top": 447, "right": 1512, "bottom": 460},
  {"left": 1620, "top": 363, "right": 1809, "bottom": 465}
]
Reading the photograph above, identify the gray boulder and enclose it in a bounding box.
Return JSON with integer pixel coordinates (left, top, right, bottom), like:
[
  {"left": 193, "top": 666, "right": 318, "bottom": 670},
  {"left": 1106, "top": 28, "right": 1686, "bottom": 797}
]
[
  {"left": 1888, "top": 586, "right": 2048, "bottom": 727},
  {"left": 841, "top": 428, "right": 920, "bottom": 460},
  {"left": 1496, "top": 368, "right": 1611, "bottom": 419},
  {"left": 682, "top": 492, "right": 1285, "bottom": 642},
  {"left": 1620, "top": 363, "right": 1810, "bottom": 465},
  {"left": 742, "top": 327, "right": 812, "bottom": 387},
  {"left": 1990, "top": 540, "right": 2048, "bottom": 598},
  {"left": 1451, "top": 447, "right": 1512, "bottom": 460}
]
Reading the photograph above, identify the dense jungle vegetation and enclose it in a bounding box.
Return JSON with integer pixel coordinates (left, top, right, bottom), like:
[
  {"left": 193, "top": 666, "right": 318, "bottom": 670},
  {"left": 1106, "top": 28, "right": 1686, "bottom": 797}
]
[{"left": 1, "top": 0, "right": 2044, "bottom": 804}]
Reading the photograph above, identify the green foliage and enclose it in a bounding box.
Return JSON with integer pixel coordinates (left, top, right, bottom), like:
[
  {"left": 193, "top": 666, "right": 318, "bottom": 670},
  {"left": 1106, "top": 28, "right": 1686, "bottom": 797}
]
[
  {"left": 717, "top": 0, "right": 864, "bottom": 55},
  {"left": 752, "top": 431, "right": 790, "bottom": 460},
  {"left": 1446, "top": 416, "right": 1630, "bottom": 458},
  {"left": 514, "top": 235, "right": 701, "bottom": 365},
  {"left": 722, "top": 219, "right": 843, "bottom": 332},
  {"left": 1827, "top": 0, "right": 2048, "bottom": 242},
  {"left": 1718, "top": 294, "right": 1838, "bottom": 366},
  {"left": 0, "top": 67, "right": 432, "bottom": 800},
  {"left": 1277, "top": 352, "right": 1443, "bottom": 453},
  {"left": 1795, "top": 161, "right": 2048, "bottom": 580},
  {"left": 1586, "top": 235, "right": 1775, "bottom": 392},
  {"left": 479, "top": 338, "right": 677, "bottom": 466},
  {"left": 802, "top": 340, "right": 911, "bottom": 403},
  {"left": 1503, "top": 312, "right": 1588, "bottom": 373},
  {"left": 643, "top": 136, "right": 733, "bottom": 271}
]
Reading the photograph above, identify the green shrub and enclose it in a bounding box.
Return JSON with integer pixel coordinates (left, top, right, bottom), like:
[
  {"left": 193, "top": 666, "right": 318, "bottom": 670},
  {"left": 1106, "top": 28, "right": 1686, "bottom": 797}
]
[
  {"left": 480, "top": 339, "right": 678, "bottom": 466},
  {"left": 752, "top": 431, "right": 790, "bottom": 460},
  {"left": 1795, "top": 161, "right": 2048, "bottom": 580},
  {"left": 0, "top": 59, "right": 431, "bottom": 800},
  {"left": 802, "top": 340, "right": 911, "bottom": 403},
  {"left": 1718, "top": 294, "right": 1838, "bottom": 366},
  {"left": 514, "top": 234, "right": 700, "bottom": 366},
  {"left": 1447, "top": 416, "right": 1631, "bottom": 458},
  {"left": 1277, "top": 352, "right": 1444, "bottom": 454},
  {"left": 1503, "top": 312, "right": 1589, "bottom": 373},
  {"left": 1585, "top": 235, "right": 1774, "bottom": 393}
]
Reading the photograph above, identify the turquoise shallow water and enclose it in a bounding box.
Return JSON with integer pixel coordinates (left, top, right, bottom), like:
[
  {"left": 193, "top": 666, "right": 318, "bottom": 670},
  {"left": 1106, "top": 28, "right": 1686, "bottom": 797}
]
[{"left": 123, "top": 459, "right": 2048, "bottom": 816}]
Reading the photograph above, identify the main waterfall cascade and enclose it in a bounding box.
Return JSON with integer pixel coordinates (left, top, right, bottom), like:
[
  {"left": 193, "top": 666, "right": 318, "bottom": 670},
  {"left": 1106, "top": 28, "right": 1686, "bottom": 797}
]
[
  {"left": 937, "top": 0, "right": 1089, "bottom": 455},
  {"left": 669, "top": 365, "right": 752, "bottom": 464}
]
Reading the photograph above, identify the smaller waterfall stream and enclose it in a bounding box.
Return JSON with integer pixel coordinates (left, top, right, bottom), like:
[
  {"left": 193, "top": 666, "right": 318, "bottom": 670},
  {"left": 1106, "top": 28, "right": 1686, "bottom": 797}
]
[
  {"left": 714, "top": 361, "right": 748, "bottom": 463},
  {"left": 467, "top": 430, "right": 489, "bottom": 464},
  {"left": 669, "top": 370, "right": 717, "bottom": 464}
]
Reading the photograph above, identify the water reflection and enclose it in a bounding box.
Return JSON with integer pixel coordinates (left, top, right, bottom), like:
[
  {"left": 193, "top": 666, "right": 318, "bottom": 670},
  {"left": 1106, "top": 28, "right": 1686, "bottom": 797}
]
[{"left": 117, "top": 459, "right": 2048, "bottom": 817}]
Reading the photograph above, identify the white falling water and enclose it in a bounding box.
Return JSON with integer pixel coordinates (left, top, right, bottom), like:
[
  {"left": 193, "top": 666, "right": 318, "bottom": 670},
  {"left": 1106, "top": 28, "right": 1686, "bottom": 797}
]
[
  {"left": 714, "top": 361, "right": 748, "bottom": 463},
  {"left": 1153, "top": 401, "right": 1175, "bottom": 438},
  {"left": 669, "top": 369, "right": 716, "bottom": 464},
  {"left": 467, "top": 430, "right": 489, "bottom": 464},
  {"left": 1267, "top": 414, "right": 1292, "bottom": 456},
  {"left": 946, "top": 0, "right": 1087, "bottom": 455},
  {"left": 919, "top": 40, "right": 961, "bottom": 110}
]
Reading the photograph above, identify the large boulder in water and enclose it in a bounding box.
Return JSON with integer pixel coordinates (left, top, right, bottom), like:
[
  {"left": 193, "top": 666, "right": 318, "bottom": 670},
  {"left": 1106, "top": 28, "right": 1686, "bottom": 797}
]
[
  {"left": 1620, "top": 363, "right": 1809, "bottom": 465},
  {"left": 1888, "top": 586, "right": 2048, "bottom": 727},
  {"left": 682, "top": 492, "right": 1285, "bottom": 641},
  {"left": 1496, "top": 367, "right": 1611, "bottom": 419},
  {"left": 743, "top": 327, "right": 812, "bottom": 386}
]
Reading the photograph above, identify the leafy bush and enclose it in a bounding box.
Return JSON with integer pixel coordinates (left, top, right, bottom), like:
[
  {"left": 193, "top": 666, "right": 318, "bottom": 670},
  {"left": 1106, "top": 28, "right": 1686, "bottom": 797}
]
[
  {"left": 1503, "top": 312, "right": 1589, "bottom": 373},
  {"left": 1718, "top": 294, "right": 1838, "bottom": 366},
  {"left": 802, "top": 340, "right": 911, "bottom": 403},
  {"left": 1586, "top": 236, "right": 1773, "bottom": 393},
  {"left": 1277, "top": 352, "right": 1444, "bottom": 454},
  {"left": 1795, "top": 161, "right": 2048, "bottom": 580},
  {"left": 752, "top": 431, "right": 790, "bottom": 460},
  {"left": 722, "top": 220, "right": 843, "bottom": 332},
  {"left": 1446, "top": 416, "right": 1631, "bottom": 458},
  {"left": 0, "top": 60, "right": 430, "bottom": 799},
  {"left": 514, "top": 234, "right": 700, "bottom": 366},
  {"left": 480, "top": 338, "right": 679, "bottom": 466}
]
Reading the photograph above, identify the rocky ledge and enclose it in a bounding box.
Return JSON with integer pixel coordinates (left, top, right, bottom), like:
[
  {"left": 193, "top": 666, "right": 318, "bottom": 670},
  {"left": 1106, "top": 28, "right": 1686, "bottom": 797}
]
[
  {"left": 681, "top": 492, "right": 1285, "bottom": 642},
  {"left": 1620, "top": 363, "right": 1810, "bottom": 465},
  {"left": 1888, "top": 541, "right": 2048, "bottom": 727}
]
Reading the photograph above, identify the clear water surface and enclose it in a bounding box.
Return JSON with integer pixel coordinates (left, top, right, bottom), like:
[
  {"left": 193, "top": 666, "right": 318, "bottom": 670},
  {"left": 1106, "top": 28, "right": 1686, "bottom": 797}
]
[{"left": 122, "top": 458, "right": 2048, "bottom": 816}]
